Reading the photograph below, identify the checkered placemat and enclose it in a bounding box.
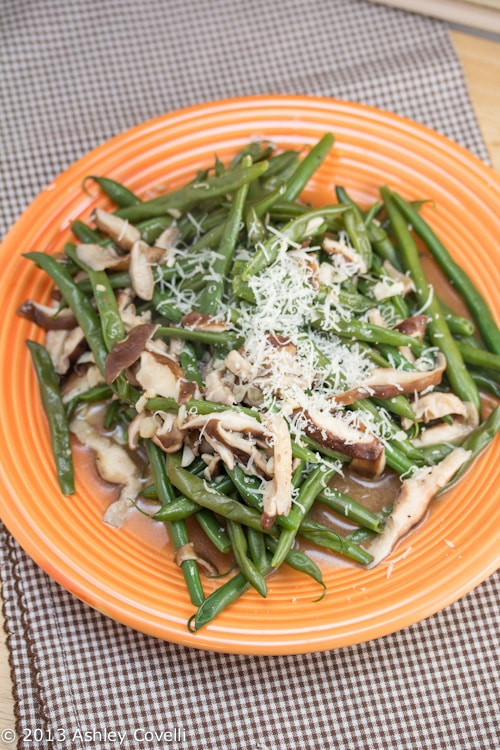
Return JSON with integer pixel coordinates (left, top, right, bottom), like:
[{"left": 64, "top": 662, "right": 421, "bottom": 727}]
[{"left": 1, "top": 2, "right": 498, "bottom": 749}]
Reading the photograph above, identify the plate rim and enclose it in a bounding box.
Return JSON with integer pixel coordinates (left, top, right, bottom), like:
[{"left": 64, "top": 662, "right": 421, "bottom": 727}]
[{"left": 1, "top": 94, "right": 499, "bottom": 655}]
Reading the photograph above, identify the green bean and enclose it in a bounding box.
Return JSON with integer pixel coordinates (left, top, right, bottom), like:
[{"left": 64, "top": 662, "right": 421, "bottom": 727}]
[
  {"left": 84, "top": 175, "right": 141, "bottom": 208},
  {"left": 381, "top": 187, "right": 481, "bottom": 413},
  {"left": 103, "top": 398, "right": 122, "bottom": 429},
  {"left": 391, "top": 191, "right": 500, "bottom": 355},
  {"left": 263, "top": 537, "right": 325, "bottom": 593},
  {"left": 24, "top": 252, "right": 109, "bottom": 374},
  {"left": 154, "top": 325, "right": 244, "bottom": 350},
  {"left": 335, "top": 191, "right": 372, "bottom": 270},
  {"left": 298, "top": 518, "right": 373, "bottom": 565},
  {"left": 245, "top": 183, "right": 287, "bottom": 226},
  {"left": 375, "top": 344, "right": 417, "bottom": 371},
  {"left": 366, "top": 220, "right": 401, "bottom": 268},
  {"left": 440, "top": 405, "right": 500, "bottom": 492},
  {"left": 65, "top": 384, "right": 114, "bottom": 420},
  {"left": 184, "top": 222, "right": 225, "bottom": 255},
  {"left": 291, "top": 442, "right": 322, "bottom": 464},
  {"left": 441, "top": 310, "right": 475, "bottom": 338},
  {"left": 71, "top": 220, "right": 111, "bottom": 246},
  {"left": 65, "top": 243, "right": 125, "bottom": 351},
  {"left": 320, "top": 317, "right": 426, "bottom": 356},
  {"left": 334, "top": 186, "right": 394, "bottom": 271},
  {"left": 230, "top": 140, "right": 273, "bottom": 167},
  {"left": 152, "top": 495, "right": 199, "bottom": 521},
  {"left": 316, "top": 486, "right": 384, "bottom": 533},
  {"left": 282, "top": 133, "right": 334, "bottom": 201},
  {"left": 268, "top": 199, "right": 309, "bottom": 220},
  {"left": 471, "top": 371, "right": 500, "bottom": 398},
  {"left": 146, "top": 443, "right": 204, "bottom": 606},
  {"left": 195, "top": 509, "right": 231, "bottom": 555},
  {"left": 188, "top": 566, "right": 270, "bottom": 632},
  {"left": 227, "top": 520, "right": 268, "bottom": 597},
  {"left": 197, "top": 155, "right": 252, "bottom": 314},
  {"left": 346, "top": 504, "right": 393, "bottom": 543},
  {"left": 137, "top": 215, "right": 174, "bottom": 244},
  {"left": 27, "top": 341, "right": 75, "bottom": 495},
  {"left": 225, "top": 466, "right": 263, "bottom": 512},
  {"left": 115, "top": 161, "right": 269, "bottom": 222},
  {"left": 152, "top": 476, "right": 234, "bottom": 521},
  {"left": 372, "top": 394, "right": 416, "bottom": 422},
  {"left": 179, "top": 343, "right": 204, "bottom": 387},
  {"left": 77, "top": 270, "right": 131, "bottom": 294},
  {"left": 363, "top": 201, "right": 383, "bottom": 226},
  {"left": 271, "top": 464, "right": 337, "bottom": 568},
  {"left": 239, "top": 205, "right": 346, "bottom": 282},
  {"left": 146, "top": 396, "right": 260, "bottom": 420},
  {"left": 457, "top": 341, "right": 500, "bottom": 373},
  {"left": 152, "top": 288, "right": 183, "bottom": 324},
  {"left": 245, "top": 206, "right": 266, "bottom": 243},
  {"left": 166, "top": 454, "right": 268, "bottom": 532},
  {"left": 189, "top": 527, "right": 329, "bottom": 632},
  {"left": 247, "top": 527, "right": 268, "bottom": 570},
  {"left": 262, "top": 149, "right": 301, "bottom": 181}
]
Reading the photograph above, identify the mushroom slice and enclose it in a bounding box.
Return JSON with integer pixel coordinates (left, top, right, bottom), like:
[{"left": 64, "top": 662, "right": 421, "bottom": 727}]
[
  {"left": 260, "top": 413, "right": 293, "bottom": 529},
  {"left": 135, "top": 350, "right": 183, "bottom": 400},
  {"left": 205, "top": 368, "right": 237, "bottom": 406},
  {"left": 116, "top": 288, "right": 153, "bottom": 331},
  {"left": 322, "top": 237, "right": 368, "bottom": 274},
  {"left": 17, "top": 299, "right": 77, "bottom": 330},
  {"left": 414, "top": 392, "right": 469, "bottom": 423},
  {"left": 93, "top": 208, "right": 141, "bottom": 251},
  {"left": 152, "top": 412, "right": 186, "bottom": 454},
  {"left": 203, "top": 421, "right": 270, "bottom": 477},
  {"left": 75, "top": 243, "right": 129, "bottom": 272},
  {"left": 371, "top": 278, "right": 406, "bottom": 301},
  {"left": 70, "top": 414, "right": 143, "bottom": 527},
  {"left": 394, "top": 314, "right": 428, "bottom": 340},
  {"left": 45, "top": 326, "right": 87, "bottom": 374},
  {"left": 183, "top": 410, "right": 272, "bottom": 477},
  {"left": 334, "top": 352, "right": 447, "bottom": 406},
  {"left": 298, "top": 408, "right": 384, "bottom": 464},
  {"left": 128, "top": 410, "right": 162, "bottom": 450},
  {"left": 154, "top": 225, "right": 180, "bottom": 253},
  {"left": 129, "top": 240, "right": 156, "bottom": 301},
  {"left": 105, "top": 323, "right": 157, "bottom": 384},
  {"left": 350, "top": 450, "right": 386, "bottom": 479},
  {"left": 365, "top": 447, "right": 471, "bottom": 567},
  {"left": 225, "top": 349, "right": 254, "bottom": 381},
  {"left": 61, "top": 364, "right": 105, "bottom": 403},
  {"left": 180, "top": 312, "right": 232, "bottom": 331},
  {"left": 367, "top": 308, "right": 388, "bottom": 328},
  {"left": 174, "top": 542, "right": 219, "bottom": 576},
  {"left": 410, "top": 396, "right": 479, "bottom": 447},
  {"left": 382, "top": 260, "right": 415, "bottom": 296}
]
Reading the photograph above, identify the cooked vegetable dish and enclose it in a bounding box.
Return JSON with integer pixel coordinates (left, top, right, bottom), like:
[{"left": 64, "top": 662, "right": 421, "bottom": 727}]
[{"left": 19, "top": 135, "right": 500, "bottom": 630}]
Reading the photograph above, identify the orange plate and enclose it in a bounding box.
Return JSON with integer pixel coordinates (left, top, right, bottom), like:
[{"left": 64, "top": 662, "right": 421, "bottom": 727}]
[{"left": 1, "top": 96, "right": 499, "bottom": 655}]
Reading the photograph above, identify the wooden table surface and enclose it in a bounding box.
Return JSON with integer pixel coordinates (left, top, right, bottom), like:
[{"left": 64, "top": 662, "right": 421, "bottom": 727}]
[{"left": 1, "top": 27, "right": 499, "bottom": 740}]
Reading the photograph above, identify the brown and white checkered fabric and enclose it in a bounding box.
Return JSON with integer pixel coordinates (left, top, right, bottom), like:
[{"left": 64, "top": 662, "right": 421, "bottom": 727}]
[{"left": 1, "top": 2, "right": 498, "bottom": 749}]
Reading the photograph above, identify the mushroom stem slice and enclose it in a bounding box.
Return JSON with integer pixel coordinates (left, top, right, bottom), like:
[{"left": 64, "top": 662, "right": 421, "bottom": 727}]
[
  {"left": 93, "top": 209, "right": 141, "bottom": 251},
  {"left": 75, "top": 243, "right": 129, "bottom": 272},
  {"left": 260, "top": 413, "right": 293, "bottom": 528},
  {"left": 129, "top": 240, "right": 156, "bottom": 301},
  {"left": 17, "top": 300, "right": 78, "bottom": 330},
  {"left": 335, "top": 352, "right": 447, "bottom": 406},
  {"left": 299, "top": 408, "right": 384, "bottom": 464},
  {"left": 104, "top": 323, "right": 157, "bottom": 384},
  {"left": 365, "top": 447, "right": 471, "bottom": 567}
]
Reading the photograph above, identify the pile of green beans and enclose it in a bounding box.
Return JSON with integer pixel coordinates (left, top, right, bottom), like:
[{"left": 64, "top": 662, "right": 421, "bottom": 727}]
[{"left": 21, "top": 134, "right": 500, "bottom": 631}]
